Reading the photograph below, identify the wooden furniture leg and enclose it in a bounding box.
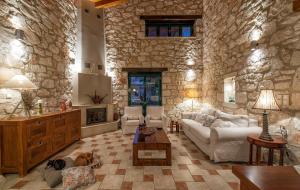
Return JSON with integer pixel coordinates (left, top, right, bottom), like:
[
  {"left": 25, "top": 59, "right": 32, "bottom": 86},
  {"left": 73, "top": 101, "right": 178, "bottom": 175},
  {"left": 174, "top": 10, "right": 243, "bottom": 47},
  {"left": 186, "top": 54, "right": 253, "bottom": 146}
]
[
  {"left": 170, "top": 121, "right": 174, "bottom": 133},
  {"left": 279, "top": 148, "right": 285, "bottom": 166},
  {"left": 268, "top": 148, "right": 274, "bottom": 166},
  {"left": 256, "top": 146, "right": 261, "bottom": 165},
  {"left": 249, "top": 143, "right": 253, "bottom": 165},
  {"left": 166, "top": 144, "right": 172, "bottom": 166}
]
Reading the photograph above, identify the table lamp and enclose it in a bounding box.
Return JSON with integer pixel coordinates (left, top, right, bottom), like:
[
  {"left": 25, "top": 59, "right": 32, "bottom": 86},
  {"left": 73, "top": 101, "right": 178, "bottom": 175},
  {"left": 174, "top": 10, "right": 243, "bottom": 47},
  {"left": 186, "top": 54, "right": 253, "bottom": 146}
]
[
  {"left": 2, "top": 74, "right": 37, "bottom": 118},
  {"left": 253, "top": 90, "right": 280, "bottom": 141},
  {"left": 186, "top": 88, "right": 199, "bottom": 111}
]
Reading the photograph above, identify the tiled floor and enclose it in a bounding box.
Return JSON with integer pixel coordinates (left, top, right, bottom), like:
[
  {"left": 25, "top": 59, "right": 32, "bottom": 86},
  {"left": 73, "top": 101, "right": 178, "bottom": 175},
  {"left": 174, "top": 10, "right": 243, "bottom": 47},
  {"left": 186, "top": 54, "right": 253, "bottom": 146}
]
[{"left": 0, "top": 130, "right": 240, "bottom": 190}]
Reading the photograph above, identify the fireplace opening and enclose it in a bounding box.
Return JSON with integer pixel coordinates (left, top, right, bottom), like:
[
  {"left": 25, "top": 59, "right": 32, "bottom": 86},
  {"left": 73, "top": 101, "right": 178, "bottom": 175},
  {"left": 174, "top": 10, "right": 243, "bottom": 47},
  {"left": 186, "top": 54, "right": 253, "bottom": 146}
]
[{"left": 86, "top": 108, "right": 107, "bottom": 125}]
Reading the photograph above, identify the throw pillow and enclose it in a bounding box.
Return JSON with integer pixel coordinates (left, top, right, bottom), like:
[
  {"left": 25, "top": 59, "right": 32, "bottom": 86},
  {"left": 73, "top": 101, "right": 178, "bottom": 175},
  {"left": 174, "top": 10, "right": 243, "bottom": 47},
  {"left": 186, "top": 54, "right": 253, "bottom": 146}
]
[
  {"left": 216, "top": 110, "right": 249, "bottom": 127},
  {"left": 42, "top": 157, "right": 74, "bottom": 188},
  {"left": 127, "top": 115, "right": 139, "bottom": 120},
  {"left": 203, "top": 115, "right": 216, "bottom": 127},
  {"left": 210, "top": 119, "right": 238, "bottom": 128},
  {"left": 194, "top": 114, "right": 206, "bottom": 123},
  {"left": 62, "top": 166, "right": 95, "bottom": 190}
]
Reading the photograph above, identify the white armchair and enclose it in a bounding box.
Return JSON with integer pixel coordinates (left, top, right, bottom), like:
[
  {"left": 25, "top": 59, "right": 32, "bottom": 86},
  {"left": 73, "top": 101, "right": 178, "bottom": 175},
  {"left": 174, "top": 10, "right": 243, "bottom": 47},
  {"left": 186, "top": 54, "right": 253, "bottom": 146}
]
[
  {"left": 145, "top": 106, "right": 168, "bottom": 131},
  {"left": 121, "top": 106, "right": 144, "bottom": 134}
]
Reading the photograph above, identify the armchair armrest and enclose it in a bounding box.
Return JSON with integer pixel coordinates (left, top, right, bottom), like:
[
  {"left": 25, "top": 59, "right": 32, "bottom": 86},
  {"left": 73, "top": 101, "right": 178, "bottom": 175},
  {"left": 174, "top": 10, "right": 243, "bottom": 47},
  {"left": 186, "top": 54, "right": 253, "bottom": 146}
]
[
  {"left": 139, "top": 115, "right": 145, "bottom": 124},
  {"left": 210, "top": 127, "right": 262, "bottom": 144},
  {"left": 121, "top": 115, "right": 128, "bottom": 124}
]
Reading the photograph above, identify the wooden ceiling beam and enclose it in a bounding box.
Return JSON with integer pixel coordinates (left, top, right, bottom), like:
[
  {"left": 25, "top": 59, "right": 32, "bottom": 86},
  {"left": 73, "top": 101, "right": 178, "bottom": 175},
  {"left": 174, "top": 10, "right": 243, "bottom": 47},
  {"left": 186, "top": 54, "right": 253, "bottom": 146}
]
[{"left": 93, "top": 0, "right": 127, "bottom": 8}]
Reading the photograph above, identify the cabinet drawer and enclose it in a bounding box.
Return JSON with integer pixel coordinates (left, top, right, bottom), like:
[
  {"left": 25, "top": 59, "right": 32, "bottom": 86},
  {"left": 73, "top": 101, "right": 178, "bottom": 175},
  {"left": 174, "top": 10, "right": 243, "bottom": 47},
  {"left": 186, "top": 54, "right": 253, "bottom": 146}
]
[
  {"left": 53, "top": 115, "right": 66, "bottom": 131},
  {"left": 52, "top": 133, "right": 67, "bottom": 151},
  {"left": 26, "top": 119, "right": 48, "bottom": 141},
  {"left": 27, "top": 139, "right": 51, "bottom": 167}
]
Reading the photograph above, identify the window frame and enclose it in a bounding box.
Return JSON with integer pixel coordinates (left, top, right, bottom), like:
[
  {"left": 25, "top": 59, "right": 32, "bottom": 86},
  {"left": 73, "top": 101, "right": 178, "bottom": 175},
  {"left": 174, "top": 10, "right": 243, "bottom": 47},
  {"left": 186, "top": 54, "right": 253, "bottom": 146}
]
[{"left": 145, "top": 20, "right": 195, "bottom": 38}]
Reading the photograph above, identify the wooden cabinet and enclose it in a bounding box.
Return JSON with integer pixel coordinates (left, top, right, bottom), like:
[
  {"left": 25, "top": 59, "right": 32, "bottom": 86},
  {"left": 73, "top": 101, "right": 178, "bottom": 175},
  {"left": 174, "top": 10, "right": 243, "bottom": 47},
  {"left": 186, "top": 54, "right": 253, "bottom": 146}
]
[{"left": 0, "top": 110, "right": 81, "bottom": 176}]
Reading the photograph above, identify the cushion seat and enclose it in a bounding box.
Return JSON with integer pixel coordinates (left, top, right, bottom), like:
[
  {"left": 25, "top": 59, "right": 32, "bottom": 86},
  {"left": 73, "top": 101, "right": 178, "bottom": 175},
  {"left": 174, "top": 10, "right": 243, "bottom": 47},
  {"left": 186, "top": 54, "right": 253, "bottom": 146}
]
[{"left": 125, "top": 120, "right": 140, "bottom": 126}]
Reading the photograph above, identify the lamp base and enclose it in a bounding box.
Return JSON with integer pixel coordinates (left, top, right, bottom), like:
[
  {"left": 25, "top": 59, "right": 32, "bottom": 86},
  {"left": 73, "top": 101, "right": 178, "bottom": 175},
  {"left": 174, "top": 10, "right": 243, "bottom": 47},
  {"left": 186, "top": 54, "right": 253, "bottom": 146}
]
[{"left": 259, "top": 111, "right": 273, "bottom": 141}]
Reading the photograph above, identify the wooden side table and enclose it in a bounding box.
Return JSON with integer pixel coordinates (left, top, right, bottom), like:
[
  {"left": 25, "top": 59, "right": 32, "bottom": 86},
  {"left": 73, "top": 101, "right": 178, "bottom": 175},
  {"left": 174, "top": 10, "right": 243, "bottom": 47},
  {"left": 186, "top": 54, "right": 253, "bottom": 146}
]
[
  {"left": 247, "top": 135, "right": 287, "bottom": 166},
  {"left": 170, "top": 120, "right": 179, "bottom": 133}
]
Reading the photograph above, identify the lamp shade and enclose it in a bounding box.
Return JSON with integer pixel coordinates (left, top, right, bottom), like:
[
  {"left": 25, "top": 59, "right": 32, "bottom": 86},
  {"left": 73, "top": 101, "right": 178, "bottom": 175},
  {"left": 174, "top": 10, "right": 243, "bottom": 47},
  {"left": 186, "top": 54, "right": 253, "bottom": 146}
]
[
  {"left": 0, "top": 68, "right": 15, "bottom": 87},
  {"left": 186, "top": 89, "right": 199, "bottom": 98},
  {"left": 2, "top": 75, "right": 37, "bottom": 90},
  {"left": 253, "top": 90, "right": 280, "bottom": 110}
]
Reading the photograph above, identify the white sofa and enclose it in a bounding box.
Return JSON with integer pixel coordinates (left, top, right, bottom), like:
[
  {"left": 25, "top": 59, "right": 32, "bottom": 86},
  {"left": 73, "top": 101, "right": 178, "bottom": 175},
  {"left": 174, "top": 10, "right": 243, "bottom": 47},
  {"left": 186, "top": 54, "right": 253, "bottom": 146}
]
[
  {"left": 145, "top": 106, "right": 168, "bottom": 131},
  {"left": 181, "top": 107, "right": 262, "bottom": 162},
  {"left": 121, "top": 106, "right": 144, "bottom": 134}
]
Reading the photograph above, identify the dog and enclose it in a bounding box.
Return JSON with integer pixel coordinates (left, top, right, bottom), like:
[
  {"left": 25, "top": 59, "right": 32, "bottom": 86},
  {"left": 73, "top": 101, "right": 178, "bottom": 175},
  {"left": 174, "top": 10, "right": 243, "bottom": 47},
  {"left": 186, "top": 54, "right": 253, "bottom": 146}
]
[{"left": 74, "top": 151, "right": 94, "bottom": 166}]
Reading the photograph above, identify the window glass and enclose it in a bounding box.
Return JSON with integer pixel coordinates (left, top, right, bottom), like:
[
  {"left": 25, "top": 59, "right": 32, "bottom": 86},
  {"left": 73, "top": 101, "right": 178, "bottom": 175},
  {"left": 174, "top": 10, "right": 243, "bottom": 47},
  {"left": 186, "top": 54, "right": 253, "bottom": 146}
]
[
  {"left": 147, "top": 26, "right": 157, "bottom": 37},
  {"left": 159, "top": 26, "right": 169, "bottom": 37},
  {"left": 182, "top": 26, "right": 192, "bottom": 37},
  {"left": 170, "top": 26, "right": 180, "bottom": 37}
]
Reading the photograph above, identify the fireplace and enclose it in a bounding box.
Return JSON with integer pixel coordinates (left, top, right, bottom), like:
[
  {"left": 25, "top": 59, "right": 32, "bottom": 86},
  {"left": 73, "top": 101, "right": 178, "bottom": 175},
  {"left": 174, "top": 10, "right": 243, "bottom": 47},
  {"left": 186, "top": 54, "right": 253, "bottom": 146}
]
[{"left": 86, "top": 107, "right": 107, "bottom": 125}]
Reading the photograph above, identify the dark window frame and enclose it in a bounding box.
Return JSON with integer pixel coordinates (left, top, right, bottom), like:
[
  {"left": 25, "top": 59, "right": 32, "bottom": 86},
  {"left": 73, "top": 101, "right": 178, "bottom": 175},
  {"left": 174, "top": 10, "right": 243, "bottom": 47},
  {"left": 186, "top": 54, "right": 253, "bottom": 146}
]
[{"left": 145, "top": 20, "right": 195, "bottom": 37}]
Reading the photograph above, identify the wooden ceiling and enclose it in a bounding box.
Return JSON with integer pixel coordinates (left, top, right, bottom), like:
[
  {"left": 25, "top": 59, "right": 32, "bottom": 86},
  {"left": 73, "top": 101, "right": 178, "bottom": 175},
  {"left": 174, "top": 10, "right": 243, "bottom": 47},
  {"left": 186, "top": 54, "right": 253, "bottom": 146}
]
[{"left": 90, "top": 0, "right": 128, "bottom": 9}]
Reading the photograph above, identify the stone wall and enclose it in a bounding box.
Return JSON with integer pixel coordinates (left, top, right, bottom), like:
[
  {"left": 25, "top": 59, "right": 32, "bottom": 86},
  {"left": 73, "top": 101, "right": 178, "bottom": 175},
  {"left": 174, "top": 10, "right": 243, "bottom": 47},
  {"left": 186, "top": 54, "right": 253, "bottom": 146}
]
[
  {"left": 104, "top": 0, "right": 203, "bottom": 115},
  {"left": 0, "top": 0, "right": 77, "bottom": 115},
  {"left": 203, "top": 0, "right": 300, "bottom": 143}
]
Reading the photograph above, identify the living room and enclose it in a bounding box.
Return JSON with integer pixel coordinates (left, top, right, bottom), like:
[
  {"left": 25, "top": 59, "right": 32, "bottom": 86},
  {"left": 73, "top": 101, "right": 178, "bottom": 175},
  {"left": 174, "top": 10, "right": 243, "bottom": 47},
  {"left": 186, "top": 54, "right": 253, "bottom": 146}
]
[{"left": 0, "top": 0, "right": 300, "bottom": 189}]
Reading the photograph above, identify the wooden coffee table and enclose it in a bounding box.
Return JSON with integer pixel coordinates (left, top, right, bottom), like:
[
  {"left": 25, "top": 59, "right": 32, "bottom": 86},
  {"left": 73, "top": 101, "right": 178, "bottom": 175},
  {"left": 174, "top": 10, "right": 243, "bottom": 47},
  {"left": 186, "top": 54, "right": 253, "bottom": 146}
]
[{"left": 133, "top": 127, "right": 171, "bottom": 166}]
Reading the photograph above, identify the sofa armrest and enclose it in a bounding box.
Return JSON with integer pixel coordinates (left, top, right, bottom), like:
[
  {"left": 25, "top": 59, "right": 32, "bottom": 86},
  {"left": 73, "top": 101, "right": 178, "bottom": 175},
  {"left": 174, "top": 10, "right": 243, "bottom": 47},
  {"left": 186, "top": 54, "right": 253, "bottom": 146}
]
[
  {"left": 161, "top": 113, "right": 168, "bottom": 127},
  {"left": 210, "top": 127, "right": 262, "bottom": 144},
  {"left": 181, "top": 112, "right": 195, "bottom": 119}
]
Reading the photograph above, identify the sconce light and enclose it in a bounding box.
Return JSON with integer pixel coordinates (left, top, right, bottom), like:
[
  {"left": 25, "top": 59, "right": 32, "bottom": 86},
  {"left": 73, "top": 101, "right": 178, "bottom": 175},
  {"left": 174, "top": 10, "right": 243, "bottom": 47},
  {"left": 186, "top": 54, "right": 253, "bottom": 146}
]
[
  {"left": 251, "top": 40, "right": 259, "bottom": 51},
  {"left": 185, "top": 69, "right": 196, "bottom": 82},
  {"left": 10, "top": 39, "right": 25, "bottom": 59},
  {"left": 15, "top": 29, "right": 25, "bottom": 40}
]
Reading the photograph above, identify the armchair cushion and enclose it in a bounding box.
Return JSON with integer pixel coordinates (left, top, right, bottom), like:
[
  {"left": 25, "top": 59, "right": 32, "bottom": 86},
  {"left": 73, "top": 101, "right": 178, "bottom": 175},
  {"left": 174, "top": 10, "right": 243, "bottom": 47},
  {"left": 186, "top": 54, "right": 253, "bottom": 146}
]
[
  {"left": 210, "top": 119, "right": 238, "bottom": 128},
  {"left": 128, "top": 115, "right": 139, "bottom": 120},
  {"left": 150, "top": 116, "right": 162, "bottom": 120}
]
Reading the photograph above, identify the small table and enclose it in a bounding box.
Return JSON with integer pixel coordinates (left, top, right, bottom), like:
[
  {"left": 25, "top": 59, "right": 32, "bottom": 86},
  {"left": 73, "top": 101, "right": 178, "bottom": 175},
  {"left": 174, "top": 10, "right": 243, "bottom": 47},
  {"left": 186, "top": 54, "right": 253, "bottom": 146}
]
[
  {"left": 247, "top": 135, "right": 287, "bottom": 166},
  {"left": 170, "top": 120, "right": 180, "bottom": 133},
  {"left": 232, "top": 166, "right": 300, "bottom": 190},
  {"left": 133, "top": 127, "right": 171, "bottom": 166}
]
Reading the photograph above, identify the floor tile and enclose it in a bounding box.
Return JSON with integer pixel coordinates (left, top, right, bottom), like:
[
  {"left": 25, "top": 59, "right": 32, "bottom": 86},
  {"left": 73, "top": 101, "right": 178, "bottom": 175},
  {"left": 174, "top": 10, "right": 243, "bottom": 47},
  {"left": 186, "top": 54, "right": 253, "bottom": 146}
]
[
  {"left": 100, "top": 175, "right": 124, "bottom": 189},
  {"left": 154, "top": 175, "right": 176, "bottom": 189},
  {"left": 175, "top": 182, "right": 188, "bottom": 190},
  {"left": 121, "top": 181, "right": 133, "bottom": 190},
  {"left": 144, "top": 175, "right": 154, "bottom": 182},
  {"left": 172, "top": 170, "right": 194, "bottom": 182},
  {"left": 186, "top": 182, "right": 210, "bottom": 190},
  {"left": 192, "top": 175, "right": 204, "bottom": 182},
  {"left": 132, "top": 182, "right": 154, "bottom": 190}
]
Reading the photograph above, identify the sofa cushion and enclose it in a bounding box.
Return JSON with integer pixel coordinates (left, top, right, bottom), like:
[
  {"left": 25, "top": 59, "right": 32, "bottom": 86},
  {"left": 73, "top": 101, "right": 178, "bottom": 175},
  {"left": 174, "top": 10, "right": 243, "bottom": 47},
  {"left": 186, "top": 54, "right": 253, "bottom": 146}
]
[
  {"left": 126, "top": 120, "right": 140, "bottom": 126},
  {"left": 200, "top": 105, "right": 216, "bottom": 116},
  {"left": 216, "top": 111, "right": 249, "bottom": 127},
  {"left": 149, "top": 120, "right": 163, "bottom": 127},
  {"left": 151, "top": 116, "right": 162, "bottom": 120}
]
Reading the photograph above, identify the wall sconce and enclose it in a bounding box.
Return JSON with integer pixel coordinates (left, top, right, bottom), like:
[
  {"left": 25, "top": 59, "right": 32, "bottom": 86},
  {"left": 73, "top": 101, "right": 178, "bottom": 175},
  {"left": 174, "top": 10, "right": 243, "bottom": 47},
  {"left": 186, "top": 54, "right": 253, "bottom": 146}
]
[
  {"left": 9, "top": 15, "right": 23, "bottom": 29},
  {"left": 15, "top": 29, "right": 25, "bottom": 40},
  {"left": 10, "top": 39, "right": 25, "bottom": 59},
  {"left": 185, "top": 69, "right": 196, "bottom": 82},
  {"left": 251, "top": 40, "right": 259, "bottom": 51}
]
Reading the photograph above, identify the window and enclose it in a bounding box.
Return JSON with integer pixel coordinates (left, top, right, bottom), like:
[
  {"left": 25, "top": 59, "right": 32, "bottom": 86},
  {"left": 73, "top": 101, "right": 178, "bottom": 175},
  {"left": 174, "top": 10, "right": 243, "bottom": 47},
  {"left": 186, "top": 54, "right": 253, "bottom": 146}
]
[
  {"left": 128, "top": 72, "right": 162, "bottom": 113},
  {"left": 145, "top": 20, "right": 194, "bottom": 37},
  {"left": 224, "top": 77, "right": 236, "bottom": 104}
]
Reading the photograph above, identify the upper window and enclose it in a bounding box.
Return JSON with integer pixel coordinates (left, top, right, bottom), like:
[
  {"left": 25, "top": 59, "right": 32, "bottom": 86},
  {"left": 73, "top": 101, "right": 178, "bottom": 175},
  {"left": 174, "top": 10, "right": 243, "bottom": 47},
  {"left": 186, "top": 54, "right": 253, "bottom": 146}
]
[{"left": 145, "top": 20, "right": 194, "bottom": 37}]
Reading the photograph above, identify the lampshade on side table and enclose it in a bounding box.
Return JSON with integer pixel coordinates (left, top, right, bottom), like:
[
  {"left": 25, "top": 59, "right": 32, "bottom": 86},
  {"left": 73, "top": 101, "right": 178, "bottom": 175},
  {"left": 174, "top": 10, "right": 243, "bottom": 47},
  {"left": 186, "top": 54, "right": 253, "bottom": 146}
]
[
  {"left": 2, "top": 75, "right": 37, "bottom": 118},
  {"left": 253, "top": 90, "right": 280, "bottom": 141}
]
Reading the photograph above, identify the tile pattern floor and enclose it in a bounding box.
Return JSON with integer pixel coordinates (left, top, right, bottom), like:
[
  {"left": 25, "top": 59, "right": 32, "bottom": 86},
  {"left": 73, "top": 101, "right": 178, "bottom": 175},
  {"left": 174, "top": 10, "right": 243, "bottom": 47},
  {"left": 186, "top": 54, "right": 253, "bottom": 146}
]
[{"left": 1, "top": 130, "right": 240, "bottom": 190}]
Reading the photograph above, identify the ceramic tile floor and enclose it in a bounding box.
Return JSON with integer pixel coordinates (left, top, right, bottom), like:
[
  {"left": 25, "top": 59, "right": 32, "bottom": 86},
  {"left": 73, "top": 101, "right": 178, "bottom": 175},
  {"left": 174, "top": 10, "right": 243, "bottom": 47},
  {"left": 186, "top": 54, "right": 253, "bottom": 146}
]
[{"left": 0, "top": 130, "right": 241, "bottom": 190}]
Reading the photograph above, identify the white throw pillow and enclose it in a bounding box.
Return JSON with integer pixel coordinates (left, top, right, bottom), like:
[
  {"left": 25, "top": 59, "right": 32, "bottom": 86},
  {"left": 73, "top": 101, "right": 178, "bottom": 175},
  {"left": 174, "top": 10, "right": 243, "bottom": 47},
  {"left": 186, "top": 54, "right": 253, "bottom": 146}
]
[
  {"left": 211, "top": 119, "right": 239, "bottom": 128},
  {"left": 128, "top": 115, "right": 139, "bottom": 120},
  {"left": 195, "top": 114, "right": 216, "bottom": 127},
  {"left": 216, "top": 110, "right": 249, "bottom": 127}
]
